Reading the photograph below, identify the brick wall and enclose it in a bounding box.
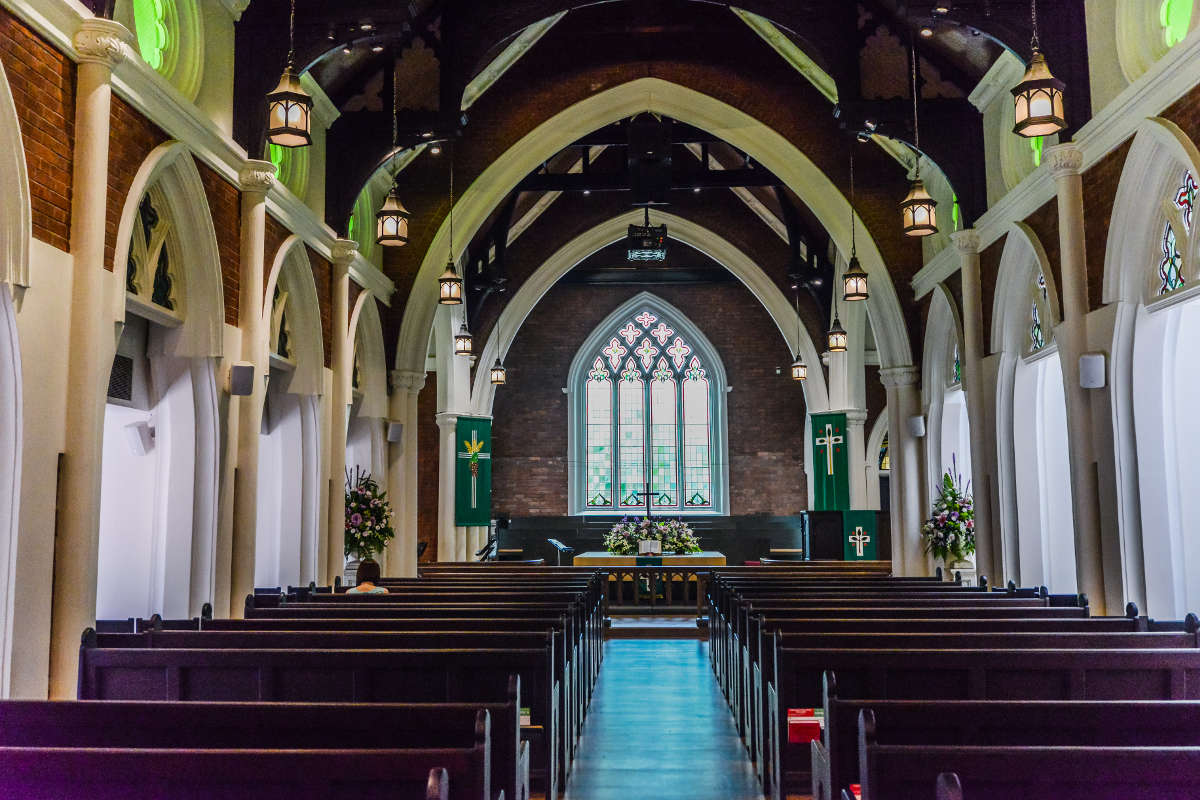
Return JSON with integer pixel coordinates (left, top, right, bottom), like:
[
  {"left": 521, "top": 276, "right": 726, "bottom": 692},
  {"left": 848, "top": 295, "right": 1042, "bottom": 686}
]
[
  {"left": 0, "top": 9, "right": 74, "bottom": 251},
  {"left": 418, "top": 372, "right": 439, "bottom": 561},
  {"left": 488, "top": 280, "right": 808, "bottom": 517},
  {"left": 307, "top": 246, "right": 333, "bottom": 368},
  {"left": 105, "top": 97, "right": 168, "bottom": 272},
  {"left": 264, "top": 214, "right": 291, "bottom": 290},
  {"left": 197, "top": 163, "right": 241, "bottom": 325}
]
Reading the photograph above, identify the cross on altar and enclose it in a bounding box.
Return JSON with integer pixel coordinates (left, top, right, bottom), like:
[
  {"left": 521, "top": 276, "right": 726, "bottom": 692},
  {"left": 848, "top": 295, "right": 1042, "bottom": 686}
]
[
  {"left": 457, "top": 430, "right": 490, "bottom": 509},
  {"left": 814, "top": 423, "right": 844, "bottom": 475},
  {"left": 848, "top": 526, "right": 870, "bottom": 557}
]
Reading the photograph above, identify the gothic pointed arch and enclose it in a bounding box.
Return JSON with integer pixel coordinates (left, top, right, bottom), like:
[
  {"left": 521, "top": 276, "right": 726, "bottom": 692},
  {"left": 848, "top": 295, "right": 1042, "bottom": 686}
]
[
  {"left": 0, "top": 58, "right": 29, "bottom": 296},
  {"left": 566, "top": 291, "right": 730, "bottom": 515},
  {"left": 396, "top": 77, "right": 912, "bottom": 381},
  {"left": 469, "top": 210, "right": 829, "bottom": 416},
  {"left": 349, "top": 291, "right": 389, "bottom": 420},
  {"left": 111, "top": 141, "right": 225, "bottom": 357},
  {"left": 922, "top": 284, "right": 971, "bottom": 503},
  {"left": 265, "top": 236, "right": 325, "bottom": 396}
]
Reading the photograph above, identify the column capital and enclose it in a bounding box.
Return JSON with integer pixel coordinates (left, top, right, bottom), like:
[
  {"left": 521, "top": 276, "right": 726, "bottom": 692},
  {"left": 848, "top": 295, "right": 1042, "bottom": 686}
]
[
  {"left": 434, "top": 411, "right": 459, "bottom": 431},
  {"left": 843, "top": 409, "right": 870, "bottom": 424},
  {"left": 392, "top": 369, "right": 427, "bottom": 393},
  {"left": 879, "top": 365, "right": 920, "bottom": 389},
  {"left": 1045, "top": 143, "right": 1083, "bottom": 178},
  {"left": 219, "top": 0, "right": 253, "bottom": 20},
  {"left": 951, "top": 228, "right": 981, "bottom": 256},
  {"left": 238, "top": 160, "right": 276, "bottom": 194},
  {"left": 74, "top": 19, "right": 131, "bottom": 68},
  {"left": 331, "top": 238, "right": 359, "bottom": 268}
]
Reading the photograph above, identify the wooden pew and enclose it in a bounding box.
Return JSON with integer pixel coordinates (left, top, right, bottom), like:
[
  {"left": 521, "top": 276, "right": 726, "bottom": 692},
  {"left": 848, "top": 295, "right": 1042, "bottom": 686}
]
[
  {"left": 816, "top": 677, "right": 1200, "bottom": 799},
  {"left": 0, "top": 749, "right": 470, "bottom": 800},
  {"left": 768, "top": 646, "right": 1200, "bottom": 800},
  {"left": 0, "top": 700, "right": 510, "bottom": 800},
  {"left": 857, "top": 709, "right": 1200, "bottom": 800},
  {"left": 77, "top": 637, "right": 559, "bottom": 800}
]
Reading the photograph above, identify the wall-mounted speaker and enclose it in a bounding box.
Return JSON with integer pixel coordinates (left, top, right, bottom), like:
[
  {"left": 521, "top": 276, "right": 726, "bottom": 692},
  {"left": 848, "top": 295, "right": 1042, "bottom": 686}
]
[
  {"left": 124, "top": 420, "right": 155, "bottom": 456},
  {"left": 906, "top": 414, "right": 926, "bottom": 438},
  {"left": 228, "top": 362, "right": 255, "bottom": 396},
  {"left": 1079, "top": 352, "right": 1107, "bottom": 389},
  {"left": 386, "top": 421, "right": 404, "bottom": 442}
]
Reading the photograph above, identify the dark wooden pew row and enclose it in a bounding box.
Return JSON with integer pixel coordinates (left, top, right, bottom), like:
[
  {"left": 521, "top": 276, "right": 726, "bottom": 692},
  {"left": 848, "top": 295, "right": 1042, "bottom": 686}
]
[
  {"left": 0, "top": 749, "right": 468, "bottom": 800},
  {"left": 0, "top": 700, "right": 510, "bottom": 800},
  {"left": 77, "top": 638, "right": 560, "bottom": 800},
  {"left": 93, "top": 625, "right": 579, "bottom": 782},
  {"left": 816, "top": 693, "right": 1200, "bottom": 800},
  {"left": 768, "top": 646, "right": 1200, "bottom": 800},
  {"left": 859, "top": 718, "right": 1200, "bottom": 800}
]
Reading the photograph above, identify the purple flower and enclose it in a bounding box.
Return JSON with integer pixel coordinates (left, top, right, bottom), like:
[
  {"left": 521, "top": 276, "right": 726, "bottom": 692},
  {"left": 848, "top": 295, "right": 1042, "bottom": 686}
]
[{"left": 350, "top": 513, "right": 363, "bottom": 527}]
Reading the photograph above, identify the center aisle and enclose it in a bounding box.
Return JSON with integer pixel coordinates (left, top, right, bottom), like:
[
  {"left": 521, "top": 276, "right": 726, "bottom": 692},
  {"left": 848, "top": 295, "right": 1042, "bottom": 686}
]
[{"left": 564, "top": 639, "right": 765, "bottom": 800}]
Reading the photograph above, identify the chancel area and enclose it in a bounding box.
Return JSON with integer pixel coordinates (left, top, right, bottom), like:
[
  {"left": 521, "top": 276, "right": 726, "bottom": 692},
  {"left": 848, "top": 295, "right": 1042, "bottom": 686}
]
[{"left": 2, "top": 0, "right": 1200, "bottom": 797}]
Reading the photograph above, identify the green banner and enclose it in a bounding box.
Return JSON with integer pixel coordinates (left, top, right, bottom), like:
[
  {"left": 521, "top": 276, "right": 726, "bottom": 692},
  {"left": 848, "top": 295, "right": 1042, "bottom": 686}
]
[
  {"left": 842, "top": 510, "right": 878, "bottom": 561},
  {"left": 454, "top": 416, "right": 493, "bottom": 527},
  {"left": 811, "top": 412, "right": 850, "bottom": 511}
]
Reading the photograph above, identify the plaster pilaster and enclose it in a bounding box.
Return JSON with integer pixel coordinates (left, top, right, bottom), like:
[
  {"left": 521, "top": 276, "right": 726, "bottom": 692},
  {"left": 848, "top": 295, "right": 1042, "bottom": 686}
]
[
  {"left": 880, "top": 366, "right": 926, "bottom": 576},
  {"left": 388, "top": 369, "right": 425, "bottom": 575}
]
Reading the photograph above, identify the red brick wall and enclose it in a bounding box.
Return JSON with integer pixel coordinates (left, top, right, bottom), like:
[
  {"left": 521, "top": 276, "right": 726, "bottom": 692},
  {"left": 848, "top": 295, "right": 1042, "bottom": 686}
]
[
  {"left": 488, "top": 281, "right": 808, "bottom": 516},
  {"left": 105, "top": 97, "right": 168, "bottom": 271},
  {"left": 264, "top": 214, "right": 291, "bottom": 290},
  {"left": 418, "top": 372, "right": 439, "bottom": 561},
  {"left": 0, "top": 9, "right": 74, "bottom": 251},
  {"left": 307, "top": 246, "right": 333, "bottom": 368},
  {"left": 197, "top": 163, "right": 240, "bottom": 325},
  {"left": 1082, "top": 140, "right": 1132, "bottom": 312}
]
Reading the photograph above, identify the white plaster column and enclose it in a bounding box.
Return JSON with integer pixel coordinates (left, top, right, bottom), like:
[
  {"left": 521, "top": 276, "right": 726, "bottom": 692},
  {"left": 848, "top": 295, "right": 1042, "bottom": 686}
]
[
  {"left": 326, "top": 240, "right": 356, "bottom": 581},
  {"left": 387, "top": 369, "right": 425, "bottom": 576},
  {"left": 881, "top": 366, "right": 926, "bottom": 576},
  {"left": 435, "top": 411, "right": 461, "bottom": 562},
  {"left": 951, "top": 229, "right": 999, "bottom": 583},
  {"left": 845, "top": 409, "right": 869, "bottom": 508},
  {"left": 230, "top": 160, "right": 275, "bottom": 614},
  {"left": 1047, "top": 143, "right": 1107, "bottom": 612},
  {"left": 48, "top": 19, "right": 128, "bottom": 699}
]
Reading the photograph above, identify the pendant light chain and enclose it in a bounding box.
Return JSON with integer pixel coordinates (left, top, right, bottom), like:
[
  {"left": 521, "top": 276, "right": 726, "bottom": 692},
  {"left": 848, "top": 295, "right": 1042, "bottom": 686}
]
[
  {"left": 910, "top": 40, "right": 921, "bottom": 180},
  {"left": 849, "top": 146, "right": 857, "bottom": 257},
  {"left": 287, "top": 0, "right": 297, "bottom": 69},
  {"left": 448, "top": 145, "right": 455, "bottom": 265},
  {"left": 1030, "top": 0, "right": 1040, "bottom": 52}
]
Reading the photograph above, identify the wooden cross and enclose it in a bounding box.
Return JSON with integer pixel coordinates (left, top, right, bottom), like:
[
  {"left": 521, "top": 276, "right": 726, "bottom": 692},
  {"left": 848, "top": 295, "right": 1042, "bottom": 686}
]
[
  {"left": 457, "top": 430, "right": 490, "bottom": 509},
  {"left": 814, "top": 423, "right": 844, "bottom": 476},
  {"left": 848, "top": 527, "right": 871, "bottom": 558}
]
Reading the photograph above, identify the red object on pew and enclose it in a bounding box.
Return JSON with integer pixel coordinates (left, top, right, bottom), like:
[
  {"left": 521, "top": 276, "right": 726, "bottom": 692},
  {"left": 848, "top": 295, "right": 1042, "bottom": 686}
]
[
  {"left": 787, "top": 708, "right": 823, "bottom": 744},
  {"left": 848, "top": 783, "right": 862, "bottom": 800}
]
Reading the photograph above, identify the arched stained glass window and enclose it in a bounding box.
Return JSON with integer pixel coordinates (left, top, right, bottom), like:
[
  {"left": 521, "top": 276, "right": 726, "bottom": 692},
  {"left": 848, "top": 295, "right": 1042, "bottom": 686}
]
[
  {"left": 126, "top": 192, "right": 178, "bottom": 313},
  {"left": 1159, "top": 169, "right": 1196, "bottom": 296},
  {"left": 878, "top": 433, "right": 890, "bottom": 471},
  {"left": 570, "top": 294, "right": 728, "bottom": 515},
  {"left": 1029, "top": 271, "right": 1050, "bottom": 353}
]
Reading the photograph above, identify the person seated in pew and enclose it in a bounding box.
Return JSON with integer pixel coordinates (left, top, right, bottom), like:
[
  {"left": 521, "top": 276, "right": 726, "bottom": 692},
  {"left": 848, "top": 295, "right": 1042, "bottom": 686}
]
[{"left": 348, "top": 560, "right": 389, "bottom": 594}]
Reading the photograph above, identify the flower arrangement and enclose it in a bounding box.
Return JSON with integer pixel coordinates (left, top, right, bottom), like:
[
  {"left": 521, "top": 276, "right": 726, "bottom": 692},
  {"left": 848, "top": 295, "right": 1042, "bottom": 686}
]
[
  {"left": 921, "top": 456, "right": 975, "bottom": 563},
  {"left": 344, "top": 467, "right": 395, "bottom": 560},
  {"left": 603, "top": 516, "right": 701, "bottom": 555}
]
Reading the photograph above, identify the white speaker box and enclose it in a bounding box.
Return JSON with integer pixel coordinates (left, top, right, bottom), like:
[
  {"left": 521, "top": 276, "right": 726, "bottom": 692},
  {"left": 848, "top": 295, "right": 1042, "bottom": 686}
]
[
  {"left": 124, "top": 420, "right": 155, "bottom": 456},
  {"left": 907, "top": 414, "right": 926, "bottom": 438},
  {"left": 1079, "top": 353, "right": 1107, "bottom": 389},
  {"left": 387, "top": 421, "right": 404, "bottom": 442},
  {"left": 228, "top": 362, "right": 255, "bottom": 396}
]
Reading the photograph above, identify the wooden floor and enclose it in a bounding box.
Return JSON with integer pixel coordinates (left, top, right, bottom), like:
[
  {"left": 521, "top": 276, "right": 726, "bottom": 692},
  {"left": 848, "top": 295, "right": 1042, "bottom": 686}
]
[{"left": 564, "top": 639, "right": 765, "bottom": 800}]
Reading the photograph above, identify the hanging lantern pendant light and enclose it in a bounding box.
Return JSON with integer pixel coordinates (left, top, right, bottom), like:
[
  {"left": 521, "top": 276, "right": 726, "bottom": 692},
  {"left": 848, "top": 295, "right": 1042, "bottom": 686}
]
[
  {"left": 266, "top": 0, "right": 313, "bottom": 148},
  {"left": 377, "top": 51, "right": 410, "bottom": 247},
  {"left": 1011, "top": 0, "right": 1066, "bottom": 138},
  {"left": 454, "top": 322, "right": 474, "bottom": 356},
  {"left": 843, "top": 146, "right": 870, "bottom": 301},
  {"left": 790, "top": 290, "right": 807, "bottom": 381},
  {"left": 437, "top": 149, "right": 465, "bottom": 305},
  {"left": 827, "top": 313, "right": 848, "bottom": 353},
  {"left": 491, "top": 319, "right": 508, "bottom": 385},
  {"left": 900, "top": 40, "right": 938, "bottom": 237}
]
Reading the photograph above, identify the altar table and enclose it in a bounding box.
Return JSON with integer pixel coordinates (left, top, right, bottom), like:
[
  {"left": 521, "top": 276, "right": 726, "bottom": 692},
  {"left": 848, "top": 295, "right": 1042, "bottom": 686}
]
[{"left": 572, "top": 551, "right": 727, "bottom": 567}]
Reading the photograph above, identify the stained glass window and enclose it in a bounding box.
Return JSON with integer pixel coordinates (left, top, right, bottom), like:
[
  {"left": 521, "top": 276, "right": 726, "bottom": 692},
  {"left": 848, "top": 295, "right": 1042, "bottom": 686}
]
[
  {"left": 950, "top": 342, "right": 962, "bottom": 386},
  {"left": 126, "top": 193, "right": 176, "bottom": 311},
  {"left": 578, "top": 307, "right": 721, "bottom": 513},
  {"left": 878, "top": 433, "right": 890, "bottom": 471},
  {"left": 1158, "top": 170, "right": 1195, "bottom": 296},
  {"left": 1029, "top": 271, "right": 1050, "bottom": 353}
]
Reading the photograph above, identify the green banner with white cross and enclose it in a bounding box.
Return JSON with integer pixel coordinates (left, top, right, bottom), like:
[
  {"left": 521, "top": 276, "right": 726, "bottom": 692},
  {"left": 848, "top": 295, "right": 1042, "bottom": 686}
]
[
  {"left": 454, "top": 416, "right": 493, "bottom": 527},
  {"left": 811, "top": 412, "right": 850, "bottom": 511},
  {"left": 842, "top": 510, "right": 878, "bottom": 561}
]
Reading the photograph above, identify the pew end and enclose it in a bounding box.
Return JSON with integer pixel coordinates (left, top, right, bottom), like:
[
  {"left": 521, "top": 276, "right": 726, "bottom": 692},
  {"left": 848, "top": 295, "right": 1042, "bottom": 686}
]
[
  {"left": 936, "top": 772, "right": 963, "bottom": 800},
  {"left": 427, "top": 767, "right": 450, "bottom": 800}
]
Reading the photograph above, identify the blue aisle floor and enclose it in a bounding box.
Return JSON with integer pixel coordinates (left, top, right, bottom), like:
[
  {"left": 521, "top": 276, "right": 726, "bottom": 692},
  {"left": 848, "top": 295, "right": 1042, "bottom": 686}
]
[{"left": 563, "top": 639, "right": 765, "bottom": 800}]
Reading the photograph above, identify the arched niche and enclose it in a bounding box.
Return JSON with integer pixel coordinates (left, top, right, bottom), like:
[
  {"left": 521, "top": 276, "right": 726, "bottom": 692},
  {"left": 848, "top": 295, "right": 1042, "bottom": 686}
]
[
  {"left": 0, "top": 57, "right": 26, "bottom": 696},
  {"left": 347, "top": 291, "right": 389, "bottom": 485},
  {"left": 865, "top": 410, "right": 889, "bottom": 511},
  {"left": 921, "top": 284, "right": 971, "bottom": 503},
  {"left": 991, "top": 222, "right": 1076, "bottom": 592},
  {"left": 1104, "top": 117, "right": 1200, "bottom": 617},
  {"left": 97, "top": 141, "right": 226, "bottom": 620},
  {"left": 396, "top": 77, "right": 912, "bottom": 379},
  {"left": 257, "top": 235, "right": 324, "bottom": 589},
  {"left": 564, "top": 291, "right": 731, "bottom": 516},
  {"left": 469, "top": 210, "right": 829, "bottom": 416}
]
